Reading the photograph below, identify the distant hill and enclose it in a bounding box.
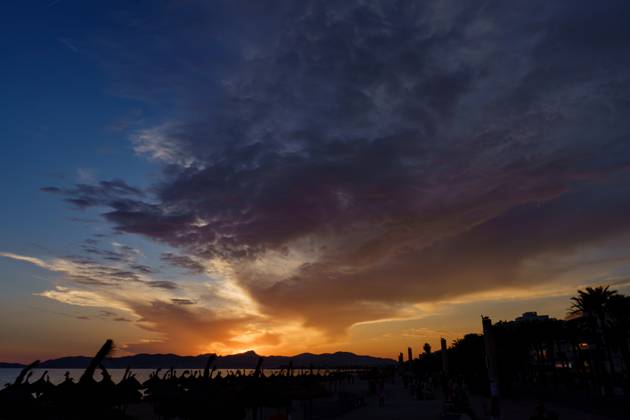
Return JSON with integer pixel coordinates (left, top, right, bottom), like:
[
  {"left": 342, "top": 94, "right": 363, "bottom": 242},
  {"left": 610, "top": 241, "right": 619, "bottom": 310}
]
[
  {"left": 0, "top": 362, "right": 26, "bottom": 368},
  {"left": 1, "top": 351, "right": 395, "bottom": 369}
]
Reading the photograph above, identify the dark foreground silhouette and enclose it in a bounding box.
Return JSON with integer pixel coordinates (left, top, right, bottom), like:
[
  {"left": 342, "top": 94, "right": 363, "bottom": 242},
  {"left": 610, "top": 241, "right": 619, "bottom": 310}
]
[
  {"left": 0, "top": 339, "right": 375, "bottom": 420},
  {"left": 2, "top": 286, "right": 629, "bottom": 419}
]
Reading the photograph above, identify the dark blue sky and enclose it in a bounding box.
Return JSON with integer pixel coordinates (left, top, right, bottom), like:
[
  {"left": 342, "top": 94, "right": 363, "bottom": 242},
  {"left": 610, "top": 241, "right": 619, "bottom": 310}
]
[
  {"left": 1, "top": 1, "right": 149, "bottom": 247},
  {"left": 2, "top": 0, "right": 630, "bottom": 360}
]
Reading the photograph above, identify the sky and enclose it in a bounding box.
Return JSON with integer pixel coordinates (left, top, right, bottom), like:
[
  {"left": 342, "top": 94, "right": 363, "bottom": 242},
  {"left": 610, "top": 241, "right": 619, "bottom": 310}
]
[{"left": 2, "top": 0, "right": 630, "bottom": 363}]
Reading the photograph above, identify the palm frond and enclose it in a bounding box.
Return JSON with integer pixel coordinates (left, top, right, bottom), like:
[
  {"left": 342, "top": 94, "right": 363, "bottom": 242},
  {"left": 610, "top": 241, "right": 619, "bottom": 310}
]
[
  {"left": 80, "top": 339, "right": 114, "bottom": 384},
  {"left": 14, "top": 360, "right": 40, "bottom": 385}
]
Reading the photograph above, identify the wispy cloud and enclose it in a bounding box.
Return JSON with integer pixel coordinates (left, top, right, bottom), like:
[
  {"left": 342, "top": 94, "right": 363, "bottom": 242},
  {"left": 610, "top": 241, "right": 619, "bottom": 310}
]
[
  {"left": 0, "top": 251, "right": 278, "bottom": 354},
  {"left": 57, "top": 37, "right": 78, "bottom": 53},
  {"left": 161, "top": 252, "right": 205, "bottom": 274}
]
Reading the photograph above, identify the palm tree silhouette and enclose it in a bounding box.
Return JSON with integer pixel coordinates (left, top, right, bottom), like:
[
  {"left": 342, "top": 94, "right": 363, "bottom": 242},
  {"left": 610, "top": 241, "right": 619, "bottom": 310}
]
[
  {"left": 570, "top": 286, "right": 617, "bottom": 320},
  {"left": 423, "top": 342, "right": 432, "bottom": 358},
  {"left": 570, "top": 286, "right": 618, "bottom": 395}
]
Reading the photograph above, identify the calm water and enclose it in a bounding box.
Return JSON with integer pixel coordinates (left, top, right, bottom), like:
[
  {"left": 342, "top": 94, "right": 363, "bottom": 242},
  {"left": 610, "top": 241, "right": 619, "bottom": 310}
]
[{"left": 0, "top": 368, "right": 285, "bottom": 386}]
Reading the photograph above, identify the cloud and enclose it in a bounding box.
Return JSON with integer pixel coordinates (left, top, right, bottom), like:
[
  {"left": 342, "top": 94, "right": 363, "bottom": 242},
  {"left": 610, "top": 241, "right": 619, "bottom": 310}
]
[
  {"left": 79, "top": 240, "right": 141, "bottom": 263},
  {"left": 171, "top": 298, "right": 196, "bottom": 305},
  {"left": 37, "top": 286, "right": 130, "bottom": 310},
  {"left": 161, "top": 252, "right": 205, "bottom": 274},
  {"left": 57, "top": 37, "right": 78, "bottom": 53},
  {"left": 120, "top": 299, "right": 253, "bottom": 354},
  {"left": 147, "top": 280, "right": 178, "bottom": 290},
  {"left": 41, "top": 179, "right": 143, "bottom": 209},
  {"left": 43, "top": 1, "right": 630, "bottom": 339},
  {"left": 129, "top": 263, "right": 155, "bottom": 274},
  {"left": 133, "top": 125, "right": 203, "bottom": 169},
  {"left": 0, "top": 251, "right": 274, "bottom": 354}
]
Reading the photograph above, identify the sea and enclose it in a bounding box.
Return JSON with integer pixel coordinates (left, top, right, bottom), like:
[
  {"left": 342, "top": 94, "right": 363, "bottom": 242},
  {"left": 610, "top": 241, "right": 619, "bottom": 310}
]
[{"left": 0, "top": 368, "right": 288, "bottom": 386}]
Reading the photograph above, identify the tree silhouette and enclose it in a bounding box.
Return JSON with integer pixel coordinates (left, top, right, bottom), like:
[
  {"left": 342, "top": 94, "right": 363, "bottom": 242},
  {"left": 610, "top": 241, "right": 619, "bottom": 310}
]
[
  {"left": 423, "top": 342, "right": 432, "bottom": 357},
  {"left": 570, "top": 286, "right": 618, "bottom": 394},
  {"left": 570, "top": 286, "right": 617, "bottom": 320}
]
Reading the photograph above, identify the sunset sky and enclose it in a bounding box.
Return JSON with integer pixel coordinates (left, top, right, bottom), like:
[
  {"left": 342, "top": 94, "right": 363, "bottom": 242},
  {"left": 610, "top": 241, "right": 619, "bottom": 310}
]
[{"left": 2, "top": 0, "right": 630, "bottom": 363}]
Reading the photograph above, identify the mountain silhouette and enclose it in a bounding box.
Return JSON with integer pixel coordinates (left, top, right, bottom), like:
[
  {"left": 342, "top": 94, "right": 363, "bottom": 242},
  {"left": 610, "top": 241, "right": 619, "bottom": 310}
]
[
  {"left": 1, "top": 350, "right": 395, "bottom": 369},
  {"left": 0, "top": 362, "right": 26, "bottom": 368}
]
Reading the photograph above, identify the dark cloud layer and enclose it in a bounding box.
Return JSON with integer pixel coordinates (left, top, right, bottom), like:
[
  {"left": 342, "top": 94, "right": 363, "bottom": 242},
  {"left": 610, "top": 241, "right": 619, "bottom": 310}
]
[{"left": 48, "top": 1, "right": 630, "bottom": 334}]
